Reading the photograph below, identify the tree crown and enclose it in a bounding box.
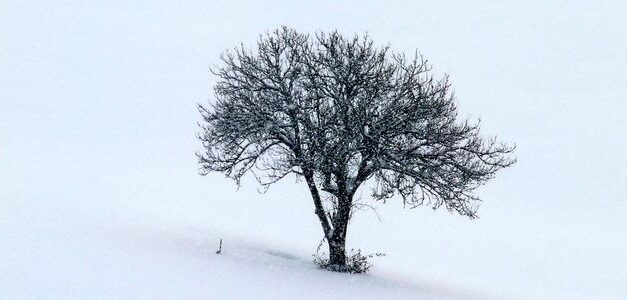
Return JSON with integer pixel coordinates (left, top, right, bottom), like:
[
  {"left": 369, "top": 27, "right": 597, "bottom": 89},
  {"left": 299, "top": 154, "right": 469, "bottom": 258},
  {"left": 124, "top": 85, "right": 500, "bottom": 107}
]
[{"left": 198, "top": 27, "right": 515, "bottom": 218}]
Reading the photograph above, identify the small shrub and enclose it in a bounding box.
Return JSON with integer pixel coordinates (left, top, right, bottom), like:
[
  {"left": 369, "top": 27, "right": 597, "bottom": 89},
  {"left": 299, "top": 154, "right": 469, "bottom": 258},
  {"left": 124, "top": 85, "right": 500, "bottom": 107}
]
[{"left": 313, "top": 249, "right": 385, "bottom": 274}]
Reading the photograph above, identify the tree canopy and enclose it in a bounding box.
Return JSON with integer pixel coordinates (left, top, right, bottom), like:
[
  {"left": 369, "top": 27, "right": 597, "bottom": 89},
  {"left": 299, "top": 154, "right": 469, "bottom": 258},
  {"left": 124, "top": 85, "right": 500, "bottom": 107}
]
[{"left": 198, "top": 27, "right": 515, "bottom": 270}]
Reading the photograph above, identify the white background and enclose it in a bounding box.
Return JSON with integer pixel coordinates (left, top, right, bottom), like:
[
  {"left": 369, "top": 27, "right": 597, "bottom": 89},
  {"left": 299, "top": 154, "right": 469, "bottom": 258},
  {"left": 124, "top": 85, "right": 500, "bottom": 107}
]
[{"left": 2, "top": 1, "right": 626, "bottom": 299}]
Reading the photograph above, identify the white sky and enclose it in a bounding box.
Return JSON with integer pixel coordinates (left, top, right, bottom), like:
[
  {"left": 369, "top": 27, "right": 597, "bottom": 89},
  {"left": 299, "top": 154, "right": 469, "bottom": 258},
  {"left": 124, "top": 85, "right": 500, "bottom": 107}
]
[{"left": 2, "top": 1, "right": 626, "bottom": 299}]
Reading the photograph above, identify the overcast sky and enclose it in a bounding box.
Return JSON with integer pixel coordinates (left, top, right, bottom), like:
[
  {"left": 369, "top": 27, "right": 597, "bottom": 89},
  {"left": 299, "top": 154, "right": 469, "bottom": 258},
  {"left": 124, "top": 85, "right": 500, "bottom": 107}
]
[{"left": 2, "top": 1, "right": 626, "bottom": 298}]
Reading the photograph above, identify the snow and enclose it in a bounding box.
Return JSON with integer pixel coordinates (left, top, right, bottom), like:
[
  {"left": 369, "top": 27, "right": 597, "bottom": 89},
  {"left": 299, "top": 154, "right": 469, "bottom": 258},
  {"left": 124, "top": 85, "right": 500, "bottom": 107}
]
[
  {"left": 0, "top": 195, "right": 484, "bottom": 299},
  {"left": 2, "top": 1, "right": 627, "bottom": 299}
]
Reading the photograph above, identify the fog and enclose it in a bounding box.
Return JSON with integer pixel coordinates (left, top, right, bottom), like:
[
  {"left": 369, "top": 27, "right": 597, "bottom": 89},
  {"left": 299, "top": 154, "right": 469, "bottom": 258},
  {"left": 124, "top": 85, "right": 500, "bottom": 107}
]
[{"left": 2, "top": 1, "right": 626, "bottom": 298}]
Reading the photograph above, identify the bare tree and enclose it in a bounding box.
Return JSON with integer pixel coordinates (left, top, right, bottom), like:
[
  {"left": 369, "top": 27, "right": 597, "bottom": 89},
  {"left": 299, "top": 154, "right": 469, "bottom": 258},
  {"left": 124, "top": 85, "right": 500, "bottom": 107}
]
[{"left": 197, "top": 27, "right": 515, "bottom": 271}]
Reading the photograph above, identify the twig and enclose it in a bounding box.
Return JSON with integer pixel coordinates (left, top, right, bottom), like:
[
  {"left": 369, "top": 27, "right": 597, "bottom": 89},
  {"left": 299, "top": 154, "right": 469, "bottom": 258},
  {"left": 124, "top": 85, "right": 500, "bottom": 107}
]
[{"left": 216, "top": 238, "right": 222, "bottom": 254}]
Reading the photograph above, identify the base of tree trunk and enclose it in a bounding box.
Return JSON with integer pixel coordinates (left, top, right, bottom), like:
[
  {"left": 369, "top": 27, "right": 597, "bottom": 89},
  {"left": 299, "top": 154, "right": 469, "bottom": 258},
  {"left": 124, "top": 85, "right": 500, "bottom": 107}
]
[
  {"left": 328, "top": 245, "right": 347, "bottom": 272},
  {"left": 314, "top": 247, "right": 379, "bottom": 274},
  {"left": 325, "top": 245, "right": 350, "bottom": 273},
  {"left": 325, "top": 263, "right": 349, "bottom": 273}
]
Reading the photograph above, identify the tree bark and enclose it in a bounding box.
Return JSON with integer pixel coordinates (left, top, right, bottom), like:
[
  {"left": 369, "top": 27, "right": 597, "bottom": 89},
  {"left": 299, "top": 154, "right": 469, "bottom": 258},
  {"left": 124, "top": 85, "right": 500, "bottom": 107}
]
[
  {"left": 326, "top": 191, "right": 352, "bottom": 271},
  {"left": 303, "top": 170, "right": 332, "bottom": 239},
  {"left": 327, "top": 235, "right": 347, "bottom": 270},
  {"left": 304, "top": 168, "right": 355, "bottom": 272}
]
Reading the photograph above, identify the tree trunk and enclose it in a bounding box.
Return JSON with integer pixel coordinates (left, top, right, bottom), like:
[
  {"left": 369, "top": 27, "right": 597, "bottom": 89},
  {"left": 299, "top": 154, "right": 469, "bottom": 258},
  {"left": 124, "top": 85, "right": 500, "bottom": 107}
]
[
  {"left": 327, "top": 236, "right": 347, "bottom": 271},
  {"left": 303, "top": 171, "right": 332, "bottom": 239},
  {"left": 304, "top": 169, "right": 354, "bottom": 272},
  {"left": 326, "top": 193, "right": 352, "bottom": 271}
]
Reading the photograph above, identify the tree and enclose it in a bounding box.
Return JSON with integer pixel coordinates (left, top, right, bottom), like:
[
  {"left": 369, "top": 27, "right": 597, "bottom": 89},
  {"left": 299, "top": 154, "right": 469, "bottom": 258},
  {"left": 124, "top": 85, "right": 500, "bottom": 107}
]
[{"left": 197, "top": 27, "right": 515, "bottom": 272}]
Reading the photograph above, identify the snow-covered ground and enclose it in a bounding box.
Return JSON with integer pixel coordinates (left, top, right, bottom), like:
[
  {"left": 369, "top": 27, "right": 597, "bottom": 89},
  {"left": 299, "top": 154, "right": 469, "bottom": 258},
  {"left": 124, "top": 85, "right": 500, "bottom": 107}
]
[{"left": 2, "top": 1, "right": 626, "bottom": 299}]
